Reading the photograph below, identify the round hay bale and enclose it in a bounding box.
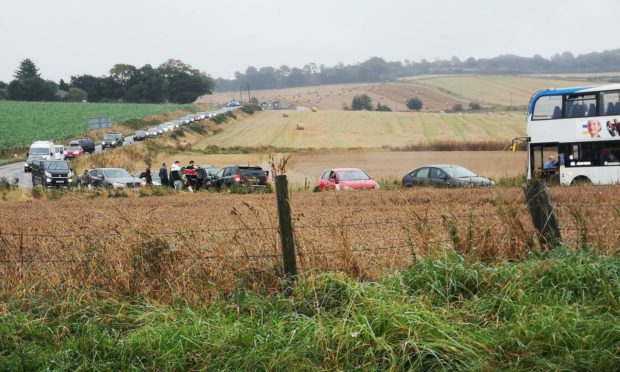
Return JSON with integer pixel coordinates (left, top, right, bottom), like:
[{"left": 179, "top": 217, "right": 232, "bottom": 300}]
[
  {"left": 282, "top": 112, "right": 289, "bottom": 117},
  {"left": 311, "top": 106, "right": 318, "bottom": 112},
  {"left": 296, "top": 122, "right": 305, "bottom": 130}
]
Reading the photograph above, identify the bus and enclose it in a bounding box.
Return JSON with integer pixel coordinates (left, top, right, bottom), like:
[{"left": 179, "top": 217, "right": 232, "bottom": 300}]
[{"left": 518, "top": 84, "right": 620, "bottom": 185}]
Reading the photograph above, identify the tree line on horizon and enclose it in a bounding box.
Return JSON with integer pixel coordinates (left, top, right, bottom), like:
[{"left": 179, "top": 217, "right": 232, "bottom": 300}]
[
  {"left": 2, "top": 49, "right": 620, "bottom": 102},
  {"left": 215, "top": 49, "right": 620, "bottom": 92},
  {"left": 0, "top": 59, "right": 214, "bottom": 104}
]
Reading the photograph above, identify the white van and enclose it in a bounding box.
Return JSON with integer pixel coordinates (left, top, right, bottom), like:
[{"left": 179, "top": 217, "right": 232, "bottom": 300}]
[
  {"left": 24, "top": 141, "right": 55, "bottom": 172},
  {"left": 54, "top": 145, "right": 64, "bottom": 160}
]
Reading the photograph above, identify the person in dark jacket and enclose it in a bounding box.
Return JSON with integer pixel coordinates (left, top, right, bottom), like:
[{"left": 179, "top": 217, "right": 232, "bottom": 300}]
[
  {"left": 159, "top": 162, "right": 169, "bottom": 187},
  {"left": 145, "top": 163, "right": 153, "bottom": 185}
]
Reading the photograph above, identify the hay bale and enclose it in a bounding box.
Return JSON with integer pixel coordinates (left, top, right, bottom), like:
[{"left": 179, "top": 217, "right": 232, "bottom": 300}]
[
  {"left": 296, "top": 122, "right": 305, "bottom": 130},
  {"left": 311, "top": 106, "right": 318, "bottom": 112},
  {"left": 282, "top": 112, "right": 289, "bottom": 117}
]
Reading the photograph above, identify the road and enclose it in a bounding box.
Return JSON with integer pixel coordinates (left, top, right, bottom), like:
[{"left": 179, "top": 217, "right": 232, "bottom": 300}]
[{"left": 0, "top": 106, "right": 238, "bottom": 189}]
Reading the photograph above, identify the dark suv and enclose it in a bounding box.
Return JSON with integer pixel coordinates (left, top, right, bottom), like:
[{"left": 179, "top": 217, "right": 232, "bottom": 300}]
[
  {"left": 31, "top": 160, "right": 73, "bottom": 188},
  {"left": 78, "top": 138, "right": 95, "bottom": 154},
  {"left": 102, "top": 132, "right": 124, "bottom": 150},
  {"left": 212, "top": 165, "right": 269, "bottom": 191}
]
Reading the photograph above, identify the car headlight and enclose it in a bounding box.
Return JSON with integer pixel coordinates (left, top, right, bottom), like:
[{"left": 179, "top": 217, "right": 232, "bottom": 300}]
[
  {"left": 101, "top": 141, "right": 105, "bottom": 145},
  {"left": 113, "top": 182, "right": 125, "bottom": 188},
  {"left": 374, "top": 184, "right": 381, "bottom": 189},
  {"left": 44, "top": 171, "right": 52, "bottom": 177},
  {"left": 68, "top": 171, "right": 73, "bottom": 177},
  {"left": 24, "top": 162, "right": 29, "bottom": 167}
]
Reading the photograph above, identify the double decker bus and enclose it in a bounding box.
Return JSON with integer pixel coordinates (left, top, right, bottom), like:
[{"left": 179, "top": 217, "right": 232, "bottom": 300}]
[{"left": 521, "top": 84, "right": 620, "bottom": 185}]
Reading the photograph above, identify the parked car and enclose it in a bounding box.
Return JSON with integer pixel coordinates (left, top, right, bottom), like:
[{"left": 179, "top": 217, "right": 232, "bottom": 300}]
[
  {"left": 212, "top": 165, "right": 269, "bottom": 191},
  {"left": 78, "top": 138, "right": 95, "bottom": 154},
  {"left": 315, "top": 168, "right": 380, "bottom": 191},
  {"left": 135, "top": 171, "right": 162, "bottom": 186},
  {"left": 133, "top": 131, "right": 147, "bottom": 141},
  {"left": 146, "top": 128, "right": 158, "bottom": 138},
  {"left": 31, "top": 160, "right": 73, "bottom": 188},
  {"left": 24, "top": 140, "right": 56, "bottom": 172},
  {"left": 402, "top": 164, "right": 494, "bottom": 188},
  {"left": 101, "top": 132, "right": 124, "bottom": 150},
  {"left": 88, "top": 168, "right": 144, "bottom": 189},
  {"left": 64, "top": 141, "right": 84, "bottom": 159}
]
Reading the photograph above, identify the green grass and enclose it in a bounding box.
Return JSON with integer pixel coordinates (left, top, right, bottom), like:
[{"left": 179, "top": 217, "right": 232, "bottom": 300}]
[
  {"left": 0, "top": 101, "right": 192, "bottom": 151},
  {"left": 1, "top": 248, "right": 618, "bottom": 370}
]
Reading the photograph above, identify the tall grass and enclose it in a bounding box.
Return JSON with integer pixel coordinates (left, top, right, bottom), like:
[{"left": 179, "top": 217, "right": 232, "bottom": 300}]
[{"left": 0, "top": 248, "right": 617, "bottom": 370}]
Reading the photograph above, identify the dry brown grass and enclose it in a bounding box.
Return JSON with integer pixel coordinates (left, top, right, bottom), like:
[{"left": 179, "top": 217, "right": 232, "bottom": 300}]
[{"left": 1, "top": 186, "right": 618, "bottom": 302}]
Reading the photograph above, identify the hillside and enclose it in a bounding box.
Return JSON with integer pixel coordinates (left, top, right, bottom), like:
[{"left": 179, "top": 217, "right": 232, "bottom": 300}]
[
  {"left": 195, "top": 110, "right": 525, "bottom": 149},
  {"left": 201, "top": 74, "right": 589, "bottom": 111}
]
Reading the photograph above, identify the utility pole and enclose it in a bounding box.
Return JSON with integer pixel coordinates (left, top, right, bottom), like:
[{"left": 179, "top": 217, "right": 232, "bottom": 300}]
[
  {"left": 247, "top": 83, "right": 251, "bottom": 104},
  {"left": 239, "top": 85, "right": 242, "bottom": 101}
]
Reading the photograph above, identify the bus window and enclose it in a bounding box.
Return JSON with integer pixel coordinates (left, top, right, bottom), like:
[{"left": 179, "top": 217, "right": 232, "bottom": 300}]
[
  {"left": 532, "top": 95, "right": 562, "bottom": 120},
  {"left": 601, "top": 91, "right": 620, "bottom": 116},
  {"left": 531, "top": 144, "right": 559, "bottom": 178},
  {"left": 566, "top": 94, "right": 597, "bottom": 118}
]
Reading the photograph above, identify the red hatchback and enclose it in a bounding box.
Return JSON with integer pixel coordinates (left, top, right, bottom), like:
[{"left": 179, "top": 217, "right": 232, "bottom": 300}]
[
  {"left": 64, "top": 141, "right": 84, "bottom": 159},
  {"left": 315, "top": 168, "right": 380, "bottom": 191}
]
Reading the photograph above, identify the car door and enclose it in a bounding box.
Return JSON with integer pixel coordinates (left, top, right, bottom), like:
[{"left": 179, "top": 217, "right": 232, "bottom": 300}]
[
  {"left": 319, "top": 170, "right": 332, "bottom": 190},
  {"left": 413, "top": 167, "right": 430, "bottom": 186},
  {"left": 430, "top": 167, "right": 448, "bottom": 187},
  {"left": 90, "top": 170, "right": 102, "bottom": 187}
]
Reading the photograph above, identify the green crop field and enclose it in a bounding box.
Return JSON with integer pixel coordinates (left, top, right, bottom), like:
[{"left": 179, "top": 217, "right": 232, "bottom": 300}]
[
  {"left": 0, "top": 101, "right": 191, "bottom": 151},
  {"left": 196, "top": 109, "right": 526, "bottom": 149},
  {"left": 415, "top": 75, "right": 584, "bottom": 108}
]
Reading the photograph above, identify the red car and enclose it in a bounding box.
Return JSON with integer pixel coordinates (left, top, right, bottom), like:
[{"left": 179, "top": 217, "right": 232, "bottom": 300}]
[
  {"left": 64, "top": 141, "right": 84, "bottom": 159},
  {"left": 315, "top": 168, "right": 381, "bottom": 191}
]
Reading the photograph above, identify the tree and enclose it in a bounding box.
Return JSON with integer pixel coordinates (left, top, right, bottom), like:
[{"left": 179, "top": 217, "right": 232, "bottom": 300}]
[
  {"left": 351, "top": 94, "right": 373, "bottom": 111},
  {"left": 0, "top": 81, "right": 7, "bottom": 100},
  {"left": 67, "top": 87, "right": 87, "bottom": 102},
  {"left": 469, "top": 102, "right": 481, "bottom": 110},
  {"left": 158, "top": 59, "right": 214, "bottom": 103},
  {"left": 7, "top": 59, "right": 57, "bottom": 101},
  {"left": 452, "top": 103, "right": 464, "bottom": 112},
  {"left": 406, "top": 97, "right": 423, "bottom": 111},
  {"left": 375, "top": 102, "right": 392, "bottom": 111},
  {"left": 58, "top": 79, "right": 69, "bottom": 91}
]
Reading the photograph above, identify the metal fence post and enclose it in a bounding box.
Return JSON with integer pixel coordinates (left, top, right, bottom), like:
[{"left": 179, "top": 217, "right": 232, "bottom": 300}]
[
  {"left": 275, "top": 175, "right": 297, "bottom": 293},
  {"left": 523, "top": 179, "right": 562, "bottom": 250}
]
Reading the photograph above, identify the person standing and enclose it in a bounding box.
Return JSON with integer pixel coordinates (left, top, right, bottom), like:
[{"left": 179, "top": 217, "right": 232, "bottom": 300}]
[
  {"left": 171, "top": 160, "right": 182, "bottom": 190},
  {"left": 145, "top": 163, "right": 153, "bottom": 186},
  {"left": 159, "top": 162, "right": 169, "bottom": 187},
  {"left": 80, "top": 169, "right": 91, "bottom": 189}
]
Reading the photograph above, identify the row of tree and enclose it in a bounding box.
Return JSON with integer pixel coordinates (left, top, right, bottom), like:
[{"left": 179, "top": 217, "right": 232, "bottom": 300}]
[
  {"left": 216, "top": 49, "right": 620, "bottom": 92},
  {"left": 1, "top": 59, "right": 214, "bottom": 103}
]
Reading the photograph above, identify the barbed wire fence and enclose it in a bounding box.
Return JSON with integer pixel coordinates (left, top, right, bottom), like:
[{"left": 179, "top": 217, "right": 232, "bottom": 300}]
[{"left": 0, "top": 178, "right": 619, "bottom": 295}]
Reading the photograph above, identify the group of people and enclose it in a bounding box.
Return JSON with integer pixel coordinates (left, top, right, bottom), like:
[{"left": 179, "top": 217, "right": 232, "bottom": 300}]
[{"left": 156, "top": 160, "right": 198, "bottom": 191}]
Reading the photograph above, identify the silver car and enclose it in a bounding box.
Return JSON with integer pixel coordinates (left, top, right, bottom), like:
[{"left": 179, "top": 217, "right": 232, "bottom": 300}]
[{"left": 88, "top": 168, "right": 145, "bottom": 189}]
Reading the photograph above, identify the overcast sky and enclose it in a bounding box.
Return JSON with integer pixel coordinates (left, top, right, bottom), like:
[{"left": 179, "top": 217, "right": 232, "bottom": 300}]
[{"left": 1, "top": 0, "right": 618, "bottom": 83}]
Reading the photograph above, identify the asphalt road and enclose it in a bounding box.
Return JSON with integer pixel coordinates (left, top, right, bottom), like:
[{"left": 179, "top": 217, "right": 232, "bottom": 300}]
[{"left": 0, "top": 106, "right": 238, "bottom": 189}]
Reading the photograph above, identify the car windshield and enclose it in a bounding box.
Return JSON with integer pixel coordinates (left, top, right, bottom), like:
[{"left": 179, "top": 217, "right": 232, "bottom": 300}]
[
  {"left": 443, "top": 166, "right": 477, "bottom": 178},
  {"left": 338, "top": 170, "right": 370, "bottom": 181},
  {"left": 102, "top": 169, "right": 131, "bottom": 178},
  {"left": 30, "top": 147, "right": 50, "bottom": 155},
  {"left": 45, "top": 161, "right": 69, "bottom": 170},
  {"left": 67, "top": 145, "right": 80, "bottom": 150},
  {"left": 103, "top": 135, "right": 116, "bottom": 140}
]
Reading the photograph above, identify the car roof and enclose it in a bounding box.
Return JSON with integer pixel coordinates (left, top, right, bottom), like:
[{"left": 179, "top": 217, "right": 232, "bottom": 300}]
[{"left": 326, "top": 167, "right": 364, "bottom": 172}]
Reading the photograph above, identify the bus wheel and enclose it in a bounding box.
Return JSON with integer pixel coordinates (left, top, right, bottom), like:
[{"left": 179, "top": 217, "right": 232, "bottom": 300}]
[{"left": 571, "top": 176, "right": 592, "bottom": 186}]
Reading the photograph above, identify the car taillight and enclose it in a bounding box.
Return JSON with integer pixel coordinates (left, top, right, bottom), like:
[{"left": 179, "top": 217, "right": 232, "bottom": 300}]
[{"left": 233, "top": 175, "right": 241, "bottom": 182}]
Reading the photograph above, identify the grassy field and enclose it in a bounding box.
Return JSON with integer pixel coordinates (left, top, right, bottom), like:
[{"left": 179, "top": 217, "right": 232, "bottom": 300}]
[
  {"left": 203, "top": 74, "right": 594, "bottom": 111},
  {"left": 195, "top": 110, "right": 525, "bottom": 149},
  {"left": 0, "top": 187, "right": 618, "bottom": 369},
  {"left": 0, "top": 100, "right": 192, "bottom": 151},
  {"left": 414, "top": 75, "right": 584, "bottom": 108}
]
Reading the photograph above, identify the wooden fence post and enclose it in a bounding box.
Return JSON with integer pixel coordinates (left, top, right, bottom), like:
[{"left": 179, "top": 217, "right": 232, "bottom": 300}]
[
  {"left": 275, "top": 175, "right": 297, "bottom": 293},
  {"left": 523, "top": 179, "right": 562, "bottom": 250}
]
